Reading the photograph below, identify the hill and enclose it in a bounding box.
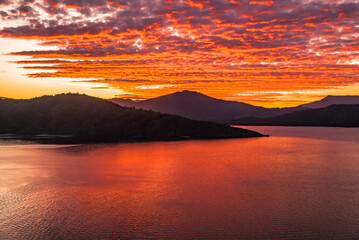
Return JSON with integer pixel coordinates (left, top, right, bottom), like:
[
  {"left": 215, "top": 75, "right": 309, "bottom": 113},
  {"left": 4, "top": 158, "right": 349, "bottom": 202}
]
[
  {"left": 0, "top": 93, "right": 264, "bottom": 143},
  {"left": 231, "top": 104, "right": 359, "bottom": 127},
  {"left": 110, "top": 90, "right": 302, "bottom": 122},
  {"left": 299, "top": 95, "right": 359, "bottom": 109}
]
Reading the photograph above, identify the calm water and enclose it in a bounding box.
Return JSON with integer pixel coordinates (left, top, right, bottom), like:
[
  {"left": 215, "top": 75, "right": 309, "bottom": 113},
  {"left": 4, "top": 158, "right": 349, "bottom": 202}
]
[{"left": 1, "top": 126, "right": 359, "bottom": 239}]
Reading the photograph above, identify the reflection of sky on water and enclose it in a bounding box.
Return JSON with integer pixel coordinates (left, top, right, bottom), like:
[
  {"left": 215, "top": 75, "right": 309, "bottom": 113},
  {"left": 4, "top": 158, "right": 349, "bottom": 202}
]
[{"left": 1, "top": 127, "right": 359, "bottom": 239}]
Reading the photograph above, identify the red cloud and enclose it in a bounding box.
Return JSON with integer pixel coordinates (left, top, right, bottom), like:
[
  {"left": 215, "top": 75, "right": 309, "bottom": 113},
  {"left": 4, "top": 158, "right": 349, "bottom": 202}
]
[{"left": 0, "top": 0, "right": 358, "bottom": 106}]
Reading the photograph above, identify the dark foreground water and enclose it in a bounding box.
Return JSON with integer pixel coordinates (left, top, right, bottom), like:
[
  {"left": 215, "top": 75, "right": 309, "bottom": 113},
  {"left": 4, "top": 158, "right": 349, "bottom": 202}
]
[{"left": 1, "top": 126, "right": 359, "bottom": 239}]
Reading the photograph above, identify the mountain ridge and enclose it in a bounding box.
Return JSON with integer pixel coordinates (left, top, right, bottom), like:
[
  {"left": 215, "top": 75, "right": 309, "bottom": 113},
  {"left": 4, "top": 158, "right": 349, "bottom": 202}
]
[
  {"left": 299, "top": 95, "right": 359, "bottom": 109},
  {"left": 0, "top": 93, "right": 265, "bottom": 143},
  {"left": 110, "top": 90, "right": 303, "bottom": 123},
  {"left": 231, "top": 104, "right": 359, "bottom": 127}
]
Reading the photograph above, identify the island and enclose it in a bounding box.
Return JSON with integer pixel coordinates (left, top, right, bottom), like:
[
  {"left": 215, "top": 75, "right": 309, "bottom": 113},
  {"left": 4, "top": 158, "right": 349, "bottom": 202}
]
[{"left": 0, "top": 93, "right": 265, "bottom": 143}]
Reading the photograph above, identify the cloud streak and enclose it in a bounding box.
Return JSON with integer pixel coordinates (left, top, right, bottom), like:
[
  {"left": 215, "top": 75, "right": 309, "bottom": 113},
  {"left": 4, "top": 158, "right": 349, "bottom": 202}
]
[{"left": 0, "top": 0, "right": 358, "bottom": 106}]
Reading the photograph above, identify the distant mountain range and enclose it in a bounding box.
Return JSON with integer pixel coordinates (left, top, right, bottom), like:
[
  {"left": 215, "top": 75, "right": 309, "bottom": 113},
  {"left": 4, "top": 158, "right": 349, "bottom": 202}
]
[
  {"left": 299, "top": 95, "right": 359, "bottom": 108},
  {"left": 110, "top": 91, "right": 359, "bottom": 127},
  {"left": 231, "top": 104, "right": 359, "bottom": 127},
  {"left": 110, "top": 90, "right": 303, "bottom": 123},
  {"left": 0, "top": 93, "right": 264, "bottom": 143}
]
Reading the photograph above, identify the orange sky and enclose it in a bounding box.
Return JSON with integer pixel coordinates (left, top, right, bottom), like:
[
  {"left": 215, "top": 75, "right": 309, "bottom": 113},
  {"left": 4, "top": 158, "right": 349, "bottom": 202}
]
[{"left": 0, "top": 0, "right": 358, "bottom": 107}]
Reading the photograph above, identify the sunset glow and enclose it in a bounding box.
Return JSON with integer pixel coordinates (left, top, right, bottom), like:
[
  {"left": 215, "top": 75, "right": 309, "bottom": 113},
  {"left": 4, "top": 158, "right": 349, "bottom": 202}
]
[{"left": 0, "top": 0, "right": 358, "bottom": 107}]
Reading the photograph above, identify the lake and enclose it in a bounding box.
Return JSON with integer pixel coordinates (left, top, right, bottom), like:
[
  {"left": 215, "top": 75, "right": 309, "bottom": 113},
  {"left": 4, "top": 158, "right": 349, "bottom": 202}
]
[{"left": 1, "top": 126, "right": 359, "bottom": 239}]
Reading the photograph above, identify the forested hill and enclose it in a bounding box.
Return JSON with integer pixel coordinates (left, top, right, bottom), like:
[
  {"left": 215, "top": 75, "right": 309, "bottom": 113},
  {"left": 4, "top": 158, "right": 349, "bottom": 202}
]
[
  {"left": 232, "top": 104, "right": 359, "bottom": 127},
  {"left": 0, "top": 93, "right": 264, "bottom": 143}
]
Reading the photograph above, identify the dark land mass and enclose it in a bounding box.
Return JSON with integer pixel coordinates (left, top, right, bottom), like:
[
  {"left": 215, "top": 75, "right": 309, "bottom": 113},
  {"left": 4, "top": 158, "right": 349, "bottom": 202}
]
[
  {"left": 110, "top": 90, "right": 303, "bottom": 123},
  {"left": 0, "top": 93, "right": 265, "bottom": 143},
  {"left": 299, "top": 95, "right": 359, "bottom": 109},
  {"left": 231, "top": 104, "right": 359, "bottom": 127},
  {"left": 111, "top": 91, "right": 359, "bottom": 126}
]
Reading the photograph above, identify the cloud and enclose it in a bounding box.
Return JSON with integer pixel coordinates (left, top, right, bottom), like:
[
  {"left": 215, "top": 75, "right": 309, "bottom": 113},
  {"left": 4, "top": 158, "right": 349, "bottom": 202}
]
[{"left": 0, "top": 0, "right": 358, "bottom": 105}]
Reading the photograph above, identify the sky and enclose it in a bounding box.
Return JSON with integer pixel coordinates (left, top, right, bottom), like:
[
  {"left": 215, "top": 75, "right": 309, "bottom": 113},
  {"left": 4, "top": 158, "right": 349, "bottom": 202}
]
[{"left": 0, "top": 0, "right": 358, "bottom": 107}]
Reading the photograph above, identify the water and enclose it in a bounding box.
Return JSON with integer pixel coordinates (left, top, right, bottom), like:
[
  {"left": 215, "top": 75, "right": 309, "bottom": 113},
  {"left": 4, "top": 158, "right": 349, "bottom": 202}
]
[{"left": 1, "top": 126, "right": 359, "bottom": 239}]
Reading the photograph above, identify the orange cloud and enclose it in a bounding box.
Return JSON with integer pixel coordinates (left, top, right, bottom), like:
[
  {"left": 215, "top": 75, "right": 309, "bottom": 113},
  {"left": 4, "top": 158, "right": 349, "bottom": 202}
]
[
  {"left": 249, "top": 1, "right": 274, "bottom": 6},
  {"left": 0, "top": 0, "right": 358, "bottom": 106}
]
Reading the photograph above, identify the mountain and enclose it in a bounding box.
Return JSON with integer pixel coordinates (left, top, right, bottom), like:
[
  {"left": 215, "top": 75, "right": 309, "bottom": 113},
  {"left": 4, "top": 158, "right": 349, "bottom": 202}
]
[
  {"left": 110, "top": 90, "right": 302, "bottom": 123},
  {"left": 299, "top": 95, "right": 359, "bottom": 109},
  {"left": 231, "top": 104, "right": 359, "bottom": 127},
  {"left": 0, "top": 93, "right": 264, "bottom": 143}
]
